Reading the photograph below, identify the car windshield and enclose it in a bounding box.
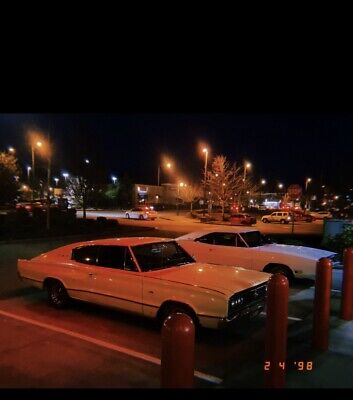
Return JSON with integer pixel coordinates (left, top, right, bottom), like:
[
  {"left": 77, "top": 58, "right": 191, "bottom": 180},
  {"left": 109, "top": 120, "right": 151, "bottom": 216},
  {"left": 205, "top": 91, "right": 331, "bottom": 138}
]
[
  {"left": 132, "top": 241, "right": 195, "bottom": 272},
  {"left": 239, "top": 231, "right": 271, "bottom": 247}
]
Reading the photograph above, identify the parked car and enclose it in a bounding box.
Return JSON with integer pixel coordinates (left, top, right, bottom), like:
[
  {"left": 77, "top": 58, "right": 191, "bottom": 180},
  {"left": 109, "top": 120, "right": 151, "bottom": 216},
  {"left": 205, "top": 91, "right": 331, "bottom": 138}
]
[
  {"left": 292, "top": 211, "right": 315, "bottom": 222},
  {"left": 125, "top": 206, "right": 158, "bottom": 220},
  {"left": 308, "top": 210, "right": 333, "bottom": 220},
  {"left": 261, "top": 211, "right": 292, "bottom": 224},
  {"left": 17, "top": 237, "right": 270, "bottom": 330},
  {"left": 230, "top": 213, "right": 257, "bottom": 226},
  {"left": 176, "top": 227, "right": 341, "bottom": 281}
]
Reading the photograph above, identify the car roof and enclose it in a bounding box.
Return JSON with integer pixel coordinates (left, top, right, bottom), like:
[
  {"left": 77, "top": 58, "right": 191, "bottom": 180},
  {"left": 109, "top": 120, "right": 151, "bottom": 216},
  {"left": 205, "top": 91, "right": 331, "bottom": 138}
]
[
  {"left": 35, "top": 237, "right": 175, "bottom": 259},
  {"left": 177, "top": 226, "right": 258, "bottom": 240}
]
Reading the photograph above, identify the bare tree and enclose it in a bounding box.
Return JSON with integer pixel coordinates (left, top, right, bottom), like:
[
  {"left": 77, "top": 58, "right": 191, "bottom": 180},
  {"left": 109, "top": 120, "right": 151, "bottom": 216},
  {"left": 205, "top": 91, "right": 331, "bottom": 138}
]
[
  {"left": 179, "top": 184, "right": 202, "bottom": 214},
  {"left": 65, "top": 176, "right": 89, "bottom": 220},
  {"left": 207, "top": 156, "right": 244, "bottom": 219}
]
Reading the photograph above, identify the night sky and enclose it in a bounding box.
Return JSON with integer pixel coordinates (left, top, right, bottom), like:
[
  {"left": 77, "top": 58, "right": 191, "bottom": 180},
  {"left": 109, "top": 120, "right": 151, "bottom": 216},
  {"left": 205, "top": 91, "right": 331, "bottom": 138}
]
[{"left": 0, "top": 113, "right": 352, "bottom": 193}]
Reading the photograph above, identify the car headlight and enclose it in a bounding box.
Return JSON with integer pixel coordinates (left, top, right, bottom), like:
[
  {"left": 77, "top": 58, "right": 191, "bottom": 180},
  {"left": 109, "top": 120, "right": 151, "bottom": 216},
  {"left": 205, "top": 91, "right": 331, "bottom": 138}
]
[{"left": 230, "top": 296, "right": 244, "bottom": 308}]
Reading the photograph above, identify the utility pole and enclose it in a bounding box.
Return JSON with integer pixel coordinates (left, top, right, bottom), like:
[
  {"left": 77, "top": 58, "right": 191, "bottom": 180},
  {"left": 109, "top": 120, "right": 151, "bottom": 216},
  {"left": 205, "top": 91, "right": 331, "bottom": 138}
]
[{"left": 46, "top": 131, "right": 51, "bottom": 231}]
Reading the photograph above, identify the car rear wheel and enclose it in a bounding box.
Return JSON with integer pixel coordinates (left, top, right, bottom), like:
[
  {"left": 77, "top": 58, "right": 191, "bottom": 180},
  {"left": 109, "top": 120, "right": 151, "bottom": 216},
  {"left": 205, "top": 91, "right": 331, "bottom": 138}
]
[
  {"left": 139, "top": 215, "right": 144, "bottom": 220},
  {"left": 46, "top": 280, "right": 69, "bottom": 309},
  {"left": 280, "top": 219, "right": 286, "bottom": 224},
  {"left": 262, "top": 218, "right": 268, "bottom": 223},
  {"left": 126, "top": 213, "right": 130, "bottom": 219}
]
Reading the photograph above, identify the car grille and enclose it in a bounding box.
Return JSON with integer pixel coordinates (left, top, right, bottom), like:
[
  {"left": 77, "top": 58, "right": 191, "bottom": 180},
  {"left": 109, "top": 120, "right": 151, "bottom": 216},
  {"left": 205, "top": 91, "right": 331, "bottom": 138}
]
[{"left": 228, "top": 282, "right": 267, "bottom": 319}]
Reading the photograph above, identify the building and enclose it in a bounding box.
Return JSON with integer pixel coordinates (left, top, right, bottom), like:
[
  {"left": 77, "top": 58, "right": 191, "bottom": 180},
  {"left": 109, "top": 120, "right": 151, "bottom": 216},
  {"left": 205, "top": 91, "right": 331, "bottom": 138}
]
[{"left": 133, "top": 183, "right": 179, "bottom": 206}]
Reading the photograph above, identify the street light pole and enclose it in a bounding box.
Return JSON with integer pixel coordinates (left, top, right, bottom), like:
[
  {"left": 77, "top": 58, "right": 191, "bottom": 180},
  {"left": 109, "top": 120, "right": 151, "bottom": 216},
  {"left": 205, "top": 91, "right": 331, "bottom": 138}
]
[
  {"left": 46, "top": 133, "right": 51, "bottom": 231},
  {"left": 158, "top": 165, "right": 160, "bottom": 186},
  {"left": 202, "top": 148, "right": 208, "bottom": 216}
]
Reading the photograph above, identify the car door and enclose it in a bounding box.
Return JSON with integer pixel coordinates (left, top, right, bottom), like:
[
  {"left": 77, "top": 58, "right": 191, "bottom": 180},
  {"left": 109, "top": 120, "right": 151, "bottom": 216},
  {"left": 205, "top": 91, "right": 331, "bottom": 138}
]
[
  {"left": 89, "top": 245, "right": 143, "bottom": 314},
  {"left": 69, "top": 245, "right": 101, "bottom": 302},
  {"left": 191, "top": 232, "right": 237, "bottom": 265}
]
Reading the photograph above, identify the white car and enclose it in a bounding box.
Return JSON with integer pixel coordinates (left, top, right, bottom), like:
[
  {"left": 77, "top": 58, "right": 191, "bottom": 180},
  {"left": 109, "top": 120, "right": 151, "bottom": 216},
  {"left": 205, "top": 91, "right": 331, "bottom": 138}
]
[
  {"left": 309, "top": 210, "right": 333, "bottom": 220},
  {"left": 261, "top": 211, "right": 292, "bottom": 224},
  {"left": 125, "top": 206, "right": 158, "bottom": 220},
  {"left": 17, "top": 237, "right": 270, "bottom": 330},
  {"left": 176, "top": 227, "right": 340, "bottom": 281}
]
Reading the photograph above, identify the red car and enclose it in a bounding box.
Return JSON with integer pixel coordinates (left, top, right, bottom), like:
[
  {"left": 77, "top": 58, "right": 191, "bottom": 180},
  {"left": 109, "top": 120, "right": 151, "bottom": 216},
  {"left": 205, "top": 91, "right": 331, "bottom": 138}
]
[{"left": 230, "top": 213, "right": 257, "bottom": 226}]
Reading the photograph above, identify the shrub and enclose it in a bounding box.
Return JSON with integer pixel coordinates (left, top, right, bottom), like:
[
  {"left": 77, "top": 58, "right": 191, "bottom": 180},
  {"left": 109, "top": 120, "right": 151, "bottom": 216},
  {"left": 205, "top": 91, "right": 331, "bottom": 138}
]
[{"left": 325, "top": 225, "right": 353, "bottom": 260}]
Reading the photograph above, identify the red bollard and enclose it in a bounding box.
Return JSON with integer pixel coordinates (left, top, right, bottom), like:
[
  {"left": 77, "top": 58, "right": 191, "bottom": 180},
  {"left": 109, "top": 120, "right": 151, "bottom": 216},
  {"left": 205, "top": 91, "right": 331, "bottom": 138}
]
[
  {"left": 312, "top": 257, "right": 332, "bottom": 351},
  {"left": 161, "top": 312, "right": 195, "bottom": 388},
  {"left": 264, "top": 274, "right": 289, "bottom": 389},
  {"left": 340, "top": 248, "right": 353, "bottom": 320}
]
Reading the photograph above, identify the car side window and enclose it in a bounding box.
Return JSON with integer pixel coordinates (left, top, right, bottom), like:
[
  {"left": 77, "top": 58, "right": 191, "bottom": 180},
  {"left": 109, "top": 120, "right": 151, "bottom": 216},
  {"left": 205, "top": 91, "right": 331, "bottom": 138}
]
[
  {"left": 235, "top": 234, "right": 247, "bottom": 247},
  {"left": 213, "top": 233, "right": 236, "bottom": 246},
  {"left": 97, "top": 246, "right": 138, "bottom": 271},
  {"left": 195, "top": 233, "right": 215, "bottom": 244},
  {"left": 71, "top": 245, "right": 100, "bottom": 265}
]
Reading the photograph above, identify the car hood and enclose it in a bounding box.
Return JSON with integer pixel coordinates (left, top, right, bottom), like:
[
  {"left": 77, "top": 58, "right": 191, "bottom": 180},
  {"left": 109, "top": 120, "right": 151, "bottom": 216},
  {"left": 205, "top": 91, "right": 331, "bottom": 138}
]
[
  {"left": 145, "top": 262, "right": 269, "bottom": 297},
  {"left": 255, "top": 244, "right": 336, "bottom": 260}
]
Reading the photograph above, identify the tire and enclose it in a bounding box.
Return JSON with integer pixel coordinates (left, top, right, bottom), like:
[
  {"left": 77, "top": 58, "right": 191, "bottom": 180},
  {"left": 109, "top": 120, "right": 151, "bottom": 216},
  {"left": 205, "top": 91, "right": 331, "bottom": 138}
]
[
  {"left": 265, "top": 264, "right": 294, "bottom": 284},
  {"left": 126, "top": 213, "right": 130, "bottom": 219},
  {"left": 46, "top": 280, "right": 69, "bottom": 309},
  {"left": 139, "top": 214, "right": 144, "bottom": 220},
  {"left": 280, "top": 219, "right": 286, "bottom": 224},
  {"left": 262, "top": 218, "right": 268, "bottom": 223}
]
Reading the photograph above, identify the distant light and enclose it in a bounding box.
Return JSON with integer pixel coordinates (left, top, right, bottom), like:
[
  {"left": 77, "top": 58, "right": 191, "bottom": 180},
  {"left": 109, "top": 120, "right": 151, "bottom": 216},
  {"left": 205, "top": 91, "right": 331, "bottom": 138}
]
[
  {"left": 84, "top": 159, "right": 90, "bottom": 164},
  {"left": 166, "top": 162, "right": 172, "bottom": 168},
  {"left": 215, "top": 173, "right": 219, "bottom": 177},
  {"left": 22, "top": 185, "right": 28, "bottom": 190},
  {"left": 278, "top": 183, "right": 283, "bottom": 189},
  {"left": 246, "top": 191, "right": 250, "bottom": 194},
  {"left": 155, "top": 195, "right": 159, "bottom": 199},
  {"left": 111, "top": 175, "right": 117, "bottom": 184},
  {"left": 202, "top": 148, "right": 208, "bottom": 153},
  {"left": 8, "top": 147, "right": 15, "bottom": 153},
  {"left": 307, "top": 177, "right": 312, "bottom": 182},
  {"left": 250, "top": 199, "right": 254, "bottom": 203},
  {"left": 261, "top": 179, "right": 266, "bottom": 185},
  {"left": 334, "top": 195, "right": 339, "bottom": 200},
  {"left": 245, "top": 162, "right": 251, "bottom": 169},
  {"left": 322, "top": 185, "right": 326, "bottom": 188},
  {"left": 27, "top": 166, "right": 31, "bottom": 172},
  {"left": 49, "top": 187, "right": 53, "bottom": 191},
  {"left": 62, "top": 172, "right": 69, "bottom": 180},
  {"left": 36, "top": 141, "right": 42, "bottom": 147}
]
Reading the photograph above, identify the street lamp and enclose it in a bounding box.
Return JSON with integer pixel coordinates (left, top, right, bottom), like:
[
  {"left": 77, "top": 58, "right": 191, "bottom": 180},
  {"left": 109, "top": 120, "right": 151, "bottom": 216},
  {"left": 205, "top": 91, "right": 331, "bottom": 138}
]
[
  {"left": 111, "top": 175, "right": 117, "bottom": 185},
  {"left": 202, "top": 148, "right": 208, "bottom": 216},
  {"left": 305, "top": 177, "right": 312, "bottom": 191},
  {"left": 260, "top": 179, "right": 266, "bottom": 207},
  {"left": 243, "top": 162, "right": 251, "bottom": 182},
  {"left": 62, "top": 172, "right": 69, "bottom": 181},
  {"left": 157, "top": 162, "right": 172, "bottom": 186},
  {"left": 177, "top": 182, "right": 186, "bottom": 216},
  {"left": 27, "top": 166, "right": 31, "bottom": 182},
  {"left": 8, "top": 147, "right": 15, "bottom": 154},
  {"left": 31, "top": 141, "right": 43, "bottom": 184},
  {"left": 305, "top": 177, "right": 312, "bottom": 209},
  {"left": 54, "top": 177, "right": 59, "bottom": 186}
]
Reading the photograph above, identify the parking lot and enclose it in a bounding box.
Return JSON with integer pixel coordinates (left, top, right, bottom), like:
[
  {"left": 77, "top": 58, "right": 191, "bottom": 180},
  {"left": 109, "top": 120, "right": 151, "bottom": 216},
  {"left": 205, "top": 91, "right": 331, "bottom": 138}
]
[{"left": 0, "top": 225, "right": 350, "bottom": 388}]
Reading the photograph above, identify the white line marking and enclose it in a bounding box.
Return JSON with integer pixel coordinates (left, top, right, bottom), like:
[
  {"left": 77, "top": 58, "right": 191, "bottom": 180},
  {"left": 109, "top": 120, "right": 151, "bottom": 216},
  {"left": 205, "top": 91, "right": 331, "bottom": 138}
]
[
  {"left": 0, "top": 309, "right": 222, "bottom": 385},
  {"left": 260, "top": 312, "right": 303, "bottom": 321}
]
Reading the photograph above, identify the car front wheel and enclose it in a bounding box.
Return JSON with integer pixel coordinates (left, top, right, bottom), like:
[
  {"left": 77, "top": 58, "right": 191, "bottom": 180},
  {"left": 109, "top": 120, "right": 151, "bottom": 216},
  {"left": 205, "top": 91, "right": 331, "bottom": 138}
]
[
  {"left": 262, "top": 218, "right": 268, "bottom": 223},
  {"left": 126, "top": 213, "right": 130, "bottom": 219},
  {"left": 265, "top": 264, "right": 294, "bottom": 284}
]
